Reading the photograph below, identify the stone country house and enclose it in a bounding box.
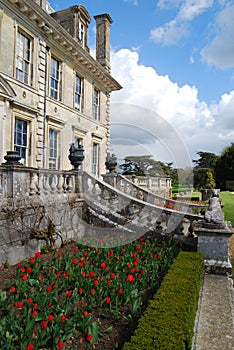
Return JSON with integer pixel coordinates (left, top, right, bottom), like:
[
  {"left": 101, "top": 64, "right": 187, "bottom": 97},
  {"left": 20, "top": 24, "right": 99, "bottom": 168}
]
[{"left": 0, "top": 0, "right": 122, "bottom": 175}]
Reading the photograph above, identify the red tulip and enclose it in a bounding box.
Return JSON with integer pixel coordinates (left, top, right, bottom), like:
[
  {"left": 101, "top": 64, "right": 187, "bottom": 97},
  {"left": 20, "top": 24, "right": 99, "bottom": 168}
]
[{"left": 86, "top": 333, "right": 92, "bottom": 342}]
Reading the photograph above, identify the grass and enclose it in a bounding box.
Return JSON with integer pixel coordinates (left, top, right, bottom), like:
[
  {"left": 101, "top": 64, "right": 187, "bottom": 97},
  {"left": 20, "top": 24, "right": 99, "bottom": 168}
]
[
  {"left": 219, "top": 192, "right": 234, "bottom": 276},
  {"left": 219, "top": 191, "right": 234, "bottom": 226}
]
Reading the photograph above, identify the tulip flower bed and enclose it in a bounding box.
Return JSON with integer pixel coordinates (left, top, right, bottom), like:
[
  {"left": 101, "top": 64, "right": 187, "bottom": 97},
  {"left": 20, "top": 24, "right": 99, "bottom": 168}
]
[{"left": 0, "top": 236, "right": 179, "bottom": 350}]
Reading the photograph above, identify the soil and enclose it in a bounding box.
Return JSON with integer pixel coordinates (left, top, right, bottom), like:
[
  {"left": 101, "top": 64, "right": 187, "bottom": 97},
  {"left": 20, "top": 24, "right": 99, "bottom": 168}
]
[{"left": 0, "top": 241, "right": 158, "bottom": 350}]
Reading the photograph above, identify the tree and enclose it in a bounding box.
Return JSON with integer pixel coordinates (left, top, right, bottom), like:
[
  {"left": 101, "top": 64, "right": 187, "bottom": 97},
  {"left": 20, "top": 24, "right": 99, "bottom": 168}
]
[
  {"left": 193, "top": 151, "right": 218, "bottom": 174},
  {"left": 215, "top": 143, "right": 234, "bottom": 190},
  {"left": 193, "top": 151, "right": 218, "bottom": 189},
  {"left": 194, "top": 168, "right": 216, "bottom": 190},
  {"left": 119, "top": 155, "right": 168, "bottom": 176}
]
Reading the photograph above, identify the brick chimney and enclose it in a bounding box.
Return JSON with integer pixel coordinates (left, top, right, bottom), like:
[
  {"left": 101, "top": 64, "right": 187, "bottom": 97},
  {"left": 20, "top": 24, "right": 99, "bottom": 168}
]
[{"left": 94, "top": 14, "right": 112, "bottom": 73}]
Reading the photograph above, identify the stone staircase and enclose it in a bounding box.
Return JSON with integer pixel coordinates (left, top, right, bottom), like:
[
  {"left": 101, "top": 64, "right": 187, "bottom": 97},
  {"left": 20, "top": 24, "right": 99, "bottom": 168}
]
[{"left": 82, "top": 171, "right": 205, "bottom": 239}]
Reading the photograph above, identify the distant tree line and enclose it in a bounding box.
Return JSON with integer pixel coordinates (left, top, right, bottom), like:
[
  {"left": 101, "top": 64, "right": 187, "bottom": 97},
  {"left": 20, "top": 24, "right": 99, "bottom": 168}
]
[
  {"left": 118, "top": 143, "right": 234, "bottom": 191},
  {"left": 193, "top": 143, "right": 234, "bottom": 190}
]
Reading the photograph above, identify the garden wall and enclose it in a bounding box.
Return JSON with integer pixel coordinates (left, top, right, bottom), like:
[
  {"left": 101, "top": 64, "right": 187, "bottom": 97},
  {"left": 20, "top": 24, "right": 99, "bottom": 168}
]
[{"left": 0, "top": 194, "right": 84, "bottom": 265}]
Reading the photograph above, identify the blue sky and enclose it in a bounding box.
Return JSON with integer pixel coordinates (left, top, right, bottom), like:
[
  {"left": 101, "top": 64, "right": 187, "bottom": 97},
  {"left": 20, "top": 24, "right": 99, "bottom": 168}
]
[{"left": 49, "top": 0, "right": 234, "bottom": 167}]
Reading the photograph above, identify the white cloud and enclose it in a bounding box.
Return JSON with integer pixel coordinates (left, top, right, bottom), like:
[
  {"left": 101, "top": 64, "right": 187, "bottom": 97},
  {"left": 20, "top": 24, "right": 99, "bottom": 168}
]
[
  {"left": 151, "top": 0, "right": 213, "bottom": 45},
  {"left": 178, "top": 0, "right": 213, "bottom": 21},
  {"left": 190, "top": 55, "right": 194, "bottom": 63},
  {"left": 157, "top": 0, "right": 183, "bottom": 10},
  {"left": 124, "top": 0, "right": 138, "bottom": 6},
  {"left": 201, "top": 4, "right": 234, "bottom": 68},
  {"left": 110, "top": 48, "right": 234, "bottom": 165},
  {"left": 150, "top": 20, "right": 189, "bottom": 45}
]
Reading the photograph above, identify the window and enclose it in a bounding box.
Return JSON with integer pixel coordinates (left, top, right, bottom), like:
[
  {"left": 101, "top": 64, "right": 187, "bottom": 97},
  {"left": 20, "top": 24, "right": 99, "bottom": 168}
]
[
  {"left": 79, "top": 22, "right": 85, "bottom": 48},
  {"left": 74, "top": 75, "right": 83, "bottom": 111},
  {"left": 50, "top": 57, "right": 60, "bottom": 100},
  {"left": 93, "top": 88, "right": 100, "bottom": 120},
  {"left": 16, "top": 31, "right": 31, "bottom": 84},
  {"left": 14, "top": 118, "right": 27, "bottom": 164},
  {"left": 92, "top": 143, "right": 99, "bottom": 176},
  {"left": 49, "top": 129, "right": 58, "bottom": 169}
]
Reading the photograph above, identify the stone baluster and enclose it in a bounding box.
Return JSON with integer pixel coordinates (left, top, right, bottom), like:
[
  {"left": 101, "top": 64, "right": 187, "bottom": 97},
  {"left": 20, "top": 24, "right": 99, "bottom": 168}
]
[
  {"left": 66, "top": 174, "right": 73, "bottom": 192},
  {"left": 0, "top": 173, "right": 3, "bottom": 196},
  {"left": 37, "top": 172, "right": 43, "bottom": 195},
  {"left": 57, "top": 173, "right": 63, "bottom": 193},
  {"left": 91, "top": 180, "right": 97, "bottom": 197},
  {"left": 29, "top": 172, "right": 36, "bottom": 195},
  {"left": 63, "top": 174, "right": 68, "bottom": 192},
  {"left": 50, "top": 174, "right": 57, "bottom": 193},
  {"left": 147, "top": 209, "right": 155, "bottom": 228},
  {"left": 147, "top": 176, "right": 152, "bottom": 191},
  {"left": 43, "top": 173, "right": 50, "bottom": 194}
]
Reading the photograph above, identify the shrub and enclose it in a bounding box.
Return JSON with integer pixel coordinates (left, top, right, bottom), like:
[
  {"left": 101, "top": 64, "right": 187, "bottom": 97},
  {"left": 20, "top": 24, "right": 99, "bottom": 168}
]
[{"left": 122, "top": 251, "right": 204, "bottom": 350}]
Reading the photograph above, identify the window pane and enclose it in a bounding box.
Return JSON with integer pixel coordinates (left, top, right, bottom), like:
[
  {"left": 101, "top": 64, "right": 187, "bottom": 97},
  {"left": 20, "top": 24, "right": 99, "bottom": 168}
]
[
  {"left": 92, "top": 143, "right": 99, "bottom": 175},
  {"left": 74, "top": 75, "right": 83, "bottom": 111},
  {"left": 93, "top": 89, "right": 99, "bottom": 120},
  {"left": 14, "top": 119, "right": 27, "bottom": 163},
  {"left": 16, "top": 31, "right": 31, "bottom": 85},
  {"left": 50, "top": 57, "right": 60, "bottom": 100},
  {"left": 49, "top": 129, "right": 58, "bottom": 169}
]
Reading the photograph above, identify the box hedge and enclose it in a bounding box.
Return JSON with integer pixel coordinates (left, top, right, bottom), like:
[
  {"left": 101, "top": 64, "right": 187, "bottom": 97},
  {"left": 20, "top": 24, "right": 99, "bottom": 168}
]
[{"left": 122, "top": 251, "right": 204, "bottom": 350}]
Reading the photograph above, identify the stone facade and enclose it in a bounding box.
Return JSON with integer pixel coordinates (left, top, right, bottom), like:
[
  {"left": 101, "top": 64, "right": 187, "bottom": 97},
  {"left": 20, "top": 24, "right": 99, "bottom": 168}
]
[{"left": 0, "top": 0, "right": 121, "bottom": 175}]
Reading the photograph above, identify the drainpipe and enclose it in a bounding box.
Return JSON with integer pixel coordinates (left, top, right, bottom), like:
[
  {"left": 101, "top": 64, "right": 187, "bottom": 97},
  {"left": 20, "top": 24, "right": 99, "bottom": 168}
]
[{"left": 43, "top": 45, "right": 50, "bottom": 169}]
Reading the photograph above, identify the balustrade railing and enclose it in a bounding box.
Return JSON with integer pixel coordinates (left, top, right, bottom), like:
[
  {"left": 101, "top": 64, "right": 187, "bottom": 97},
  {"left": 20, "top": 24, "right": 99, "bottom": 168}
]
[
  {"left": 116, "top": 174, "right": 207, "bottom": 216},
  {"left": 0, "top": 165, "right": 205, "bottom": 235},
  {"left": 82, "top": 171, "right": 203, "bottom": 235},
  {"left": 0, "top": 165, "right": 76, "bottom": 197}
]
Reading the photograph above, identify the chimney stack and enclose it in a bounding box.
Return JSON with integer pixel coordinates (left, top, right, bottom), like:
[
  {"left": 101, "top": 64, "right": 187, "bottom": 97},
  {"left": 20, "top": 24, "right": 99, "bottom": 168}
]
[{"left": 94, "top": 14, "right": 112, "bottom": 73}]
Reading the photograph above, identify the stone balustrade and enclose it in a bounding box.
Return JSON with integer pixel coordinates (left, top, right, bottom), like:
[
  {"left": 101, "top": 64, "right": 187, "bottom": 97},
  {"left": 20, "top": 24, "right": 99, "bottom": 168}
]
[
  {"left": 0, "top": 166, "right": 206, "bottom": 265},
  {"left": 102, "top": 174, "right": 207, "bottom": 216},
  {"left": 83, "top": 171, "right": 203, "bottom": 236},
  {"left": 0, "top": 165, "right": 76, "bottom": 197}
]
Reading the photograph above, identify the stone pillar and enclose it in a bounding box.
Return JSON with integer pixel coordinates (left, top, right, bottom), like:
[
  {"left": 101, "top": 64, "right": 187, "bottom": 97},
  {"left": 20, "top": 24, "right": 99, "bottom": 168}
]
[
  {"left": 194, "top": 190, "right": 233, "bottom": 274},
  {"left": 194, "top": 222, "right": 233, "bottom": 274},
  {"left": 102, "top": 173, "right": 117, "bottom": 188}
]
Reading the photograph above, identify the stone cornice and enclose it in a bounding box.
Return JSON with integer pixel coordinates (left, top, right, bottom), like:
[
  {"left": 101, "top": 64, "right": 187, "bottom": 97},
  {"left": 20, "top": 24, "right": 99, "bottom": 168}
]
[{"left": 5, "top": 0, "right": 122, "bottom": 92}]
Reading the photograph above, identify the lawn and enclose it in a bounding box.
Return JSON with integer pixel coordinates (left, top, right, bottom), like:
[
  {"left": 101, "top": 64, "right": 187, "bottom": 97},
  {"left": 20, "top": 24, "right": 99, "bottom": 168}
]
[
  {"left": 219, "top": 192, "right": 234, "bottom": 275},
  {"left": 219, "top": 191, "right": 234, "bottom": 226}
]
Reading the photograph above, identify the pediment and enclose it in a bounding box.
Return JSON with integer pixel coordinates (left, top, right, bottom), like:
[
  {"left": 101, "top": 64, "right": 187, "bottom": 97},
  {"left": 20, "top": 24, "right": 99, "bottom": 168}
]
[{"left": 0, "top": 75, "right": 16, "bottom": 100}]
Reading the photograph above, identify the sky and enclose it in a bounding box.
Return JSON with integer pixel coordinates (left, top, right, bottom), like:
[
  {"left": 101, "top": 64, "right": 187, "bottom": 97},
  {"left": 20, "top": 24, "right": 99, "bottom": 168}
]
[{"left": 49, "top": 0, "right": 234, "bottom": 168}]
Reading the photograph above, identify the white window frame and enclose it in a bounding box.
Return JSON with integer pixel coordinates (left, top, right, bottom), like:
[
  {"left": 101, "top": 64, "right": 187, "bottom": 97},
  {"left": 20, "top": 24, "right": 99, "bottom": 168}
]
[
  {"left": 48, "top": 128, "right": 58, "bottom": 170},
  {"left": 92, "top": 143, "right": 100, "bottom": 176},
  {"left": 47, "top": 116, "right": 65, "bottom": 170},
  {"left": 93, "top": 88, "right": 100, "bottom": 120},
  {"left": 16, "top": 31, "right": 32, "bottom": 85},
  {"left": 13, "top": 111, "right": 35, "bottom": 167},
  {"left": 50, "top": 57, "right": 60, "bottom": 100},
  {"left": 79, "top": 22, "right": 85, "bottom": 48},
  {"left": 14, "top": 118, "right": 28, "bottom": 165},
  {"left": 74, "top": 75, "right": 83, "bottom": 111}
]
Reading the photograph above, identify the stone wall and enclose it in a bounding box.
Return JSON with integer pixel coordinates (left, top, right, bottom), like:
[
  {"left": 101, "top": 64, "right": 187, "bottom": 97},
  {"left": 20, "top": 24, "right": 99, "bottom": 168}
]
[{"left": 0, "top": 194, "right": 84, "bottom": 265}]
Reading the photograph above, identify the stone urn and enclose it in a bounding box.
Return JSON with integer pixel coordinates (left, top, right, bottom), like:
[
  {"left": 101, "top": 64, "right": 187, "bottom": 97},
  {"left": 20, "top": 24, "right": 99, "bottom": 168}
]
[
  {"left": 68, "top": 139, "right": 84, "bottom": 170},
  {"left": 105, "top": 153, "right": 117, "bottom": 173},
  {"left": 4, "top": 151, "right": 22, "bottom": 166}
]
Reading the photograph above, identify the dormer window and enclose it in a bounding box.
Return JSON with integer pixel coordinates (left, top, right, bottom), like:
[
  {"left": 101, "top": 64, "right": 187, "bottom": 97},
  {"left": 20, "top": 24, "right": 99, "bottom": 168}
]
[
  {"left": 79, "top": 22, "right": 85, "bottom": 48},
  {"left": 50, "top": 5, "right": 91, "bottom": 51}
]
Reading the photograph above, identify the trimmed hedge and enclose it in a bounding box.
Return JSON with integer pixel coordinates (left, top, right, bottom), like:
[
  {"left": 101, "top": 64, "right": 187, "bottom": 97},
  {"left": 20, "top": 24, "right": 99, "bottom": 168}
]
[{"left": 122, "top": 252, "right": 204, "bottom": 350}]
